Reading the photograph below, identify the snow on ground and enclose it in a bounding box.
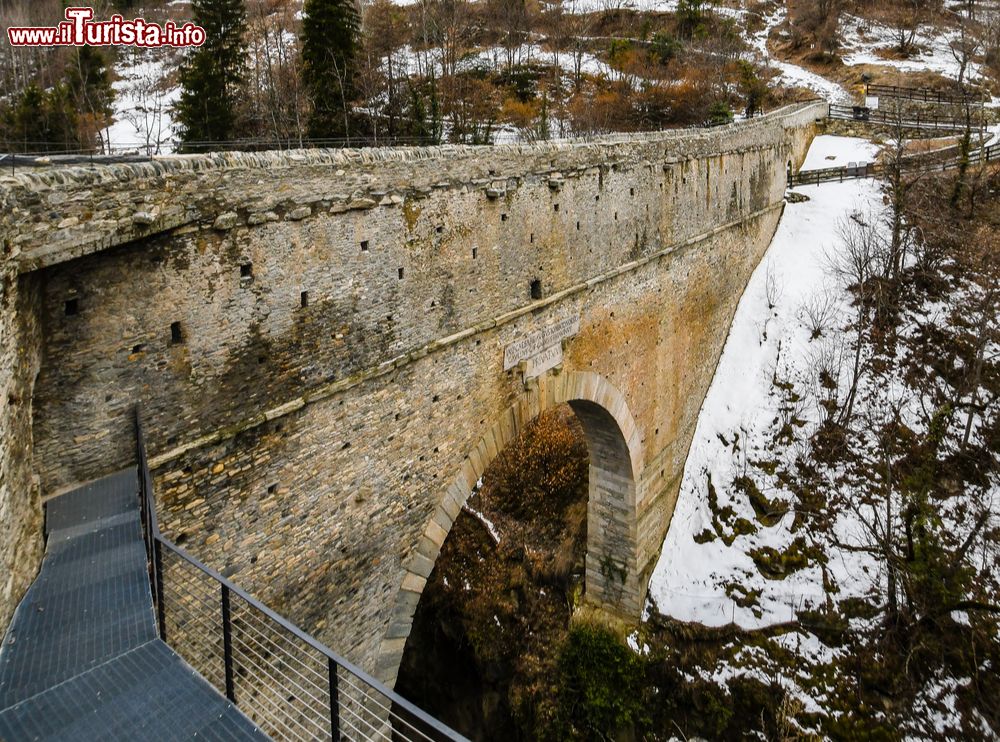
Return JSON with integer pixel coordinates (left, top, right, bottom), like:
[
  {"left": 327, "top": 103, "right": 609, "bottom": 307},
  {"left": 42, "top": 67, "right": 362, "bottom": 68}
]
[
  {"left": 459, "top": 43, "right": 614, "bottom": 78},
  {"left": 463, "top": 503, "right": 502, "bottom": 544},
  {"left": 391, "top": 42, "right": 616, "bottom": 80},
  {"left": 106, "top": 48, "right": 181, "bottom": 154},
  {"left": 800, "top": 133, "right": 880, "bottom": 169},
  {"left": 840, "top": 14, "right": 984, "bottom": 84},
  {"left": 753, "top": 9, "right": 852, "bottom": 104},
  {"left": 647, "top": 135, "right": 884, "bottom": 628},
  {"left": 551, "top": 0, "right": 744, "bottom": 17}
]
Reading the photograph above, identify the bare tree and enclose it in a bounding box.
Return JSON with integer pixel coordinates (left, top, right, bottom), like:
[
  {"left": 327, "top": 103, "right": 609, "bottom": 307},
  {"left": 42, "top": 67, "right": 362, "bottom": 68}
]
[
  {"left": 948, "top": 15, "right": 982, "bottom": 87},
  {"left": 245, "top": 0, "right": 308, "bottom": 144},
  {"left": 487, "top": 0, "right": 534, "bottom": 73},
  {"left": 830, "top": 212, "right": 881, "bottom": 425},
  {"left": 800, "top": 290, "right": 837, "bottom": 340},
  {"left": 881, "top": 102, "right": 917, "bottom": 284}
]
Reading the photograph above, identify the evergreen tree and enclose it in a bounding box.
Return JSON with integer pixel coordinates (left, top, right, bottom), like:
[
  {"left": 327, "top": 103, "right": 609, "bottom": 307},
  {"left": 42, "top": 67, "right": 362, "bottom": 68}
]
[
  {"left": 175, "top": 0, "right": 248, "bottom": 146},
  {"left": 301, "top": 0, "right": 360, "bottom": 140},
  {"left": 1, "top": 84, "right": 80, "bottom": 153}
]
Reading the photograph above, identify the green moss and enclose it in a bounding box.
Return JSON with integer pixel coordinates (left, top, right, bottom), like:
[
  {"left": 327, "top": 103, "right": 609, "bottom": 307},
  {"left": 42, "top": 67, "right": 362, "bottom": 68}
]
[
  {"left": 703, "top": 473, "right": 756, "bottom": 545},
  {"left": 749, "top": 536, "right": 819, "bottom": 580},
  {"left": 546, "top": 622, "right": 646, "bottom": 740},
  {"left": 731, "top": 517, "right": 758, "bottom": 539},
  {"left": 734, "top": 474, "right": 788, "bottom": 527},
  {"left": 693, "top": 528, "right": 716, "bottom": 544},
  {"left": 753, "top": 458, "right": 780, "bottom": 475},
  {"left": 724, "top": 581, "right": 761, "bottom": 609},
  {"left": 401, "top": 199, "right": 421, "bottom": 233}
]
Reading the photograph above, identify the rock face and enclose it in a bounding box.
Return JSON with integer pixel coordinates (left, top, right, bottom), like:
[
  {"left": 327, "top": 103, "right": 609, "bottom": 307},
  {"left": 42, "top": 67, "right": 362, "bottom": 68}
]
[{"left": 0, "top": 101, "right": 824, "bottom": 680}]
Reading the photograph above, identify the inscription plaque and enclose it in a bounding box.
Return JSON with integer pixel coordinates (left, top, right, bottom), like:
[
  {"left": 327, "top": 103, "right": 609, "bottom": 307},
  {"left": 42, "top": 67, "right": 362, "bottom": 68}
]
[
  {"left": 524, "top": 344, "right": 563, "bottom": 380},
  {"left": 502, "top": 315, "right": 580, "bottom": 371}
]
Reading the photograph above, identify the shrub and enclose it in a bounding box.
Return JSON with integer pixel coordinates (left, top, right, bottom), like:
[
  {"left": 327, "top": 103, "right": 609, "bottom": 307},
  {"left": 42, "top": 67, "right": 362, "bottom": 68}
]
[
  {"left": 650, "top": 32, "right": 683, "bottom": 64},
  {"left": 546, "top": 622, "right": 646, "bottom": 739},
  {"left": 706, "top": 100, "right": 734, "bottom": 126}
]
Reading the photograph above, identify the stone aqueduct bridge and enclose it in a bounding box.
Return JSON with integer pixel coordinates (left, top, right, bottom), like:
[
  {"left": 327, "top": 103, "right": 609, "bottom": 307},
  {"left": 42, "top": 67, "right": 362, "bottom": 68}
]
[{"left": 0, "top": 101, "right": 825, "bottom": 685}]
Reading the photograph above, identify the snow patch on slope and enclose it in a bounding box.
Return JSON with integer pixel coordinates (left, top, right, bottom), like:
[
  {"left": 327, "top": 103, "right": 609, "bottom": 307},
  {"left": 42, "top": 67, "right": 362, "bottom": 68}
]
[
  {"left": 752, "top": 9, "right": 852, "bottom": 104},
  {"left": 648, "top": 135, "right": 884, "bottom": 629},
  {"left": 106, "top": 48, "right": 181, "bottom": 154},
  {"left": 840, "top": 14, "right": 984, "bottom": 84}
]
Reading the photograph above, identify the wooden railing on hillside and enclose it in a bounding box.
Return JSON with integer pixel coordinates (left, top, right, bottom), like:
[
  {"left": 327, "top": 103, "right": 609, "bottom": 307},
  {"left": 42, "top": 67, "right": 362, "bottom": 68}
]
[
  {"left": 864, "top": 83, "right": 984, "bottom": 105},
  {"left": 788, "top": 142, "right": 1000, "bottom": 187},
  {"left": 828, "top": 104, "right": 978, "bottom": 132}
]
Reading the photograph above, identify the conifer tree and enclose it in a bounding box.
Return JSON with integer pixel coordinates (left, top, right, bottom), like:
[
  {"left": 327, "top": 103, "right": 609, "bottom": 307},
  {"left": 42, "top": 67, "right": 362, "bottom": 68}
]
[
  {"left": 1, "top": 84, "right": 80, "bottom": 153},
  {"left": 175, "top": 0, "right": 248, "bottom": 146},
  {"left": 301, "top": 0, "right": 360, "bottom": 140}
]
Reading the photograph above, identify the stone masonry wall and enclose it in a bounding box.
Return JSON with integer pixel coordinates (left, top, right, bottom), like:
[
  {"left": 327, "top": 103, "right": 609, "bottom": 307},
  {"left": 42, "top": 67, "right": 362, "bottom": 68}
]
[
  {"left": 1, "top": 101, "right": 825, "bottom": 659},
  {"left": 0, "top": 222, "right": 44, "bottom": 636}
]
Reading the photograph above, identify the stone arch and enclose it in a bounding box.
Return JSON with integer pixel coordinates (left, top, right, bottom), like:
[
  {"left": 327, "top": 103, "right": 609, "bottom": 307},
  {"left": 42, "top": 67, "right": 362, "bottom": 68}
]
[{"left": 374, "top": 370, "right": 644, "bottom": 686}]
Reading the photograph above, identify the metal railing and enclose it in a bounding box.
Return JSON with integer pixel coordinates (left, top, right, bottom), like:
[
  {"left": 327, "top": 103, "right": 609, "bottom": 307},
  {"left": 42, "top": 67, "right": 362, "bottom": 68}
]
[
  {"left": 828, "top": 104, "right": 976, "bottom": 132},
  {"left": 135, "top": 409, "right": 466, "bottom": 742},
  {"left": 865, "top": 83, "right": 983, "bottom": 105},
  {"left": 788, "top": 142, "right": 1000, "bottom": 187}
]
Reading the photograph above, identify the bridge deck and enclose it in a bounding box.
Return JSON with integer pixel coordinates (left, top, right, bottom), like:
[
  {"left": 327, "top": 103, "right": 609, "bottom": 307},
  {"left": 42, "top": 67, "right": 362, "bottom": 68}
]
[{"left": 0, "top": 469, "right": 268, "bottom": 741}]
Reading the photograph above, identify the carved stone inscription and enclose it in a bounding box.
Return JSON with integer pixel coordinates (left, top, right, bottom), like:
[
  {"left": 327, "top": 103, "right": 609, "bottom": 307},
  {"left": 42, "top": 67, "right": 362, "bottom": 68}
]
[
  {"left": 502, "top": 315, "right": 580, "bottom": 371},
  {"left": 524, "top": 344, "right": 563, "bottom": 380}
]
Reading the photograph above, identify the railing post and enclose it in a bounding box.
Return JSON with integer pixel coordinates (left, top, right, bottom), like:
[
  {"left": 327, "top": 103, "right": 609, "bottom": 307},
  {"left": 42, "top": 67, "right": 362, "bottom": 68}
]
[
  {"left": 154, "top": 539, "right": 166, "bottom": 641},
  {"left": 222, "top": 584, "right": 236, "bottom": 702},
  {"left": 329, "top": 657, "right": 340, "bottom": 740}
]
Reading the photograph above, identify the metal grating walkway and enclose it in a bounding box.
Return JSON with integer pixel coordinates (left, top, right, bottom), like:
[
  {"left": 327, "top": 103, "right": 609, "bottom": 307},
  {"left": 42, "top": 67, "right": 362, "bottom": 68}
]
[{"left": 0, "top": 469, "right": 269, "bottom": 741}]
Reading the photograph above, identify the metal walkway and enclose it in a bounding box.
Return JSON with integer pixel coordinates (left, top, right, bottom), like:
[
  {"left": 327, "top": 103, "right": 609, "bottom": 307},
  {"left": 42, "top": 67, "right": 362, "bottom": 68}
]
[{"left": 0, "top": 468, "right": 268, "bottom": 741}]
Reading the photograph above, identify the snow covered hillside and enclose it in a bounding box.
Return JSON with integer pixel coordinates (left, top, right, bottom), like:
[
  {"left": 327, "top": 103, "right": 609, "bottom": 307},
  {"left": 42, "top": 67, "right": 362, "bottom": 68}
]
[
  {"left": 644, "top": 131, "right": 1000, "bottom": 736},
  {"left": 105, "top": 48, "right": 181, "bottom": 154},
  {"left": 648, "top": 135, "right": 883, "bottom": 628}
]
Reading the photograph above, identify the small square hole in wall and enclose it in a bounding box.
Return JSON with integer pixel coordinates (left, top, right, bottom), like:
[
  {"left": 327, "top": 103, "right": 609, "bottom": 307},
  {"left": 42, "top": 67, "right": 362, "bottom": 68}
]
[
  {"left": 553, "top": 203, "right": 559, "bottom": 212},
  {"left": 501, "top": 213, "right": 508, "bottom": 222},
  {"left": 436, "top": 225, "right": 443, "bottom": 234},
  {"left": 170, "top": 321, "right": 183, "bottom": 344},
  {"left": 267, "top": 482, "right": 278, "bottom": 495},
  {"left": 530, "top": 279, "right": 542, "bottom": 300},
  {"left": 64, "top": 298, "right": 79, "bottom": 316},
  {"left": 398, "top": 267, "right": 405, "bottom": 280},
  {"left": 300, "top": 291, "right": 309, "bottom": 308},
  {"left": 240, "top": 262, "right": 253, "bottom": 279},
  {"left": 359, "top": 240, "right": 370, "bottom": 253}
]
